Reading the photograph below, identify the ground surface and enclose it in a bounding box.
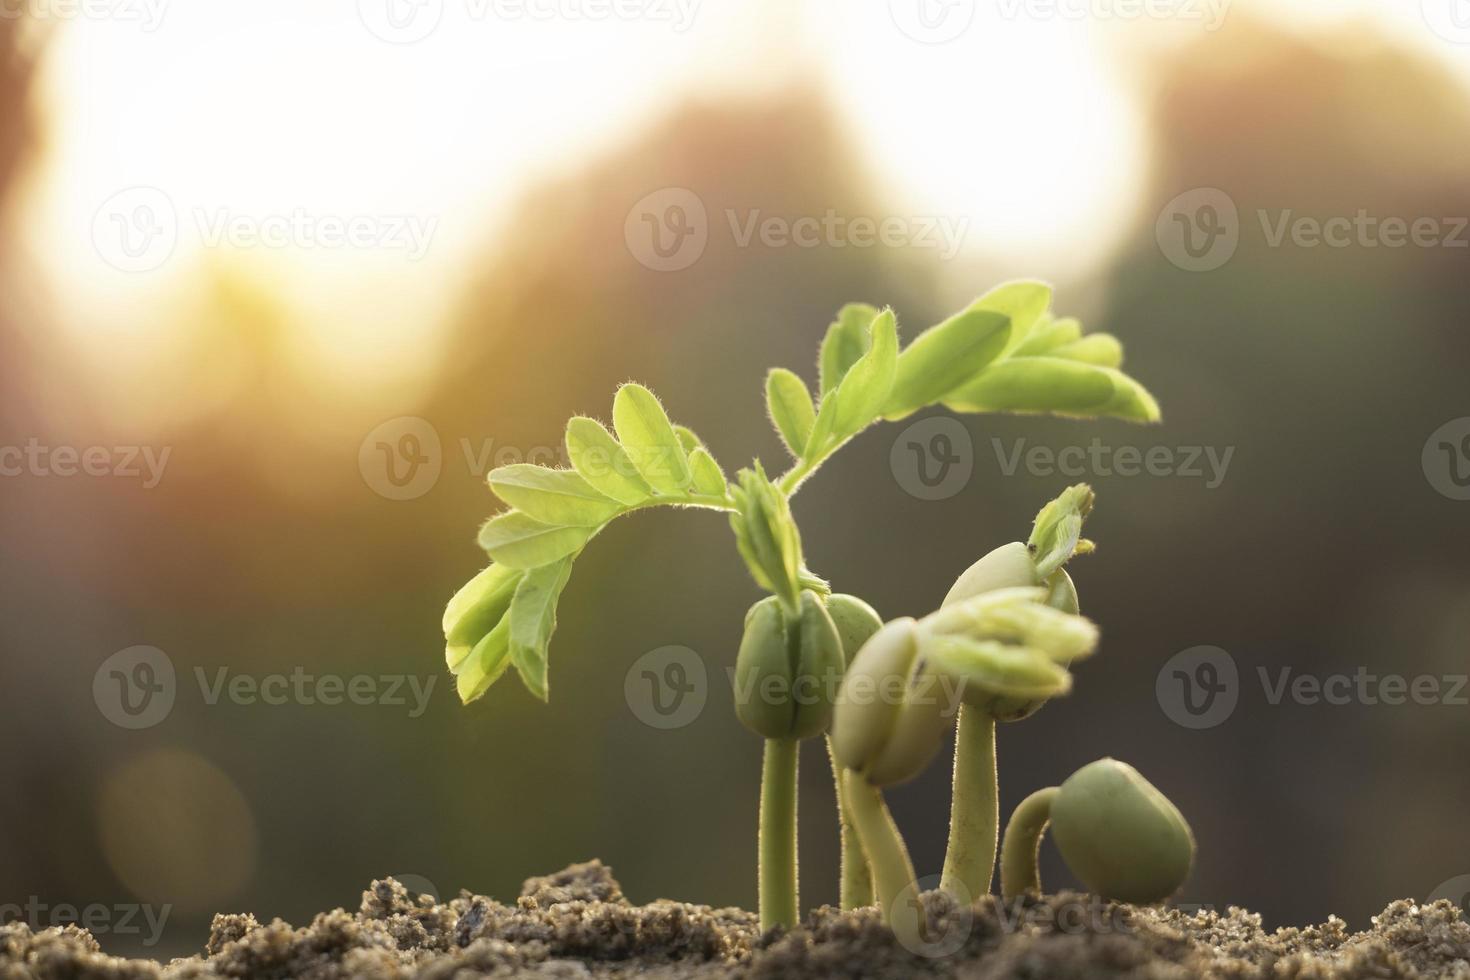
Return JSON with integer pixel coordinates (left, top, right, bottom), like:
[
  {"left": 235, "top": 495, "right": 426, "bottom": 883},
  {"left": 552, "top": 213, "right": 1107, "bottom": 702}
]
[{"left": 4, "top": 861, "right": 1469, "bottom": 979}]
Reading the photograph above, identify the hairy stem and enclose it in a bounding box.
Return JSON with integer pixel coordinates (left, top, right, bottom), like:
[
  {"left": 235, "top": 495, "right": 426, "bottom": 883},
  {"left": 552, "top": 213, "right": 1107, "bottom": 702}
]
[
  {"left": 841, "top": 769, "right": 918, "bottom": 925},
  {"left": 1000, "top": 786, "right": 1058, "bottom": 900},
  {"left": 759, "top": 738, "right": 799, "bottom": 930},
  {"left": 941, "top": 706, "right": 998, "bottom": 899},
  {"left": 827, "top": 737, "right": 873, "bottom": 909}
]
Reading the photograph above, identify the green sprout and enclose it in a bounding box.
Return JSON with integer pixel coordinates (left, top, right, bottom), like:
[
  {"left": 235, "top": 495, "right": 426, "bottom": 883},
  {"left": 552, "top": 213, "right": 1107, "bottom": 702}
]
[
  {"left": 441, "top": 280, "right": 1161, "bottom": 930},
  {"left": 999, "top": 758, "right": 1196, "bottom": 904}
]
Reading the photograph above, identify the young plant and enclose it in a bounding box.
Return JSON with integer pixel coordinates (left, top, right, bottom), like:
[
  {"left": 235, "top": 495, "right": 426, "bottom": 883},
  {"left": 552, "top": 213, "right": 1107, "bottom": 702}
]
[
  {"left": 937, "top": 485, "right": 1095, "bottom": 900},
  {"left": 440, "top": 281, "right": 1158, "bottom": 929},
  {"left": 999, "top": 758, "right": 1195, "bottom": 903},
  {"left": 831, "top": 587, "right": 1100, "bottom": 928}
]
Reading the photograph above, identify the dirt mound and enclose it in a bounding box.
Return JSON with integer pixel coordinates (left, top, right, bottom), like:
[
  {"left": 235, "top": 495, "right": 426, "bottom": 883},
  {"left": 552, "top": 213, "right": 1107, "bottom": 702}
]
[{"left": 3, "top": 861, "right": 1467, "bottom": 979}]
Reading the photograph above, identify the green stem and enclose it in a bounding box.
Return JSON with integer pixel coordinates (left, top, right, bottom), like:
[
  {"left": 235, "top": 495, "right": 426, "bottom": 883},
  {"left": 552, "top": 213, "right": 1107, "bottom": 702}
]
[
  {"left": 841, "top": 769, "right": 918, "bottom": 924},
  {"left": 999, "top": 786, "right": 1057, "bottom": 900},
  {"left": 941, "top": 706, "right": 998, "bottom": 899},
  {"left": 759, "top": 738, "right": 799, "bottom": 930},
  {"left": 827, "top": 737, "right": 873, "bottom": 909}
]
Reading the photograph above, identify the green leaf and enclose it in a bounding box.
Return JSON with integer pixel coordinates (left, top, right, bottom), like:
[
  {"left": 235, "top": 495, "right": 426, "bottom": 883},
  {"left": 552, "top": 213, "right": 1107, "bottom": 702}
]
[
  {"left": 1050, "top": 334, "right": 1123, "bottom": 368},
  {"left": 508, "top": 556, "right": 575, "bottom": 702},
  {"left": 687, "top": 447, "right": 728, "bottom": 496},
  {"left": 1012, "top": 315, "right": 1081, "bottom": 358},
  {"left": 488, "top": 464, "right": 623, "bottom": 527},
  {"left": 943, "top": 357, "right": 1160, "bottom": 423},
  {"left": 612, "top": 383, "right": 692, "bottom": 494},
  {"left": 565, "top": 416, "right": 653, "bottom": 506},
  {"left": 884, "top": 282, "right": 1051, "bottom": 421},
  {"left": 818, "top": 302, "right": 879, "bottom": 396},
  {"left": 455, "top": 616, "right": 513, "bottom": 703},
  {"left": 766, "top": 368, "right": 817, "bottom": 458},
  {"left": 672, "top": 425, "right": 705, "bottom": 455},
  {"left": 806, "top": 308, "right": 897, "bottom": 458},
  {"left": 730, "top": 464, "right": 804, "bottom": 605},
  {"left": 443, "top": 563, "right": 521, "bottom": 649},
  {"left": 478, "top": 511, "right": 594, "bottom": 569}
]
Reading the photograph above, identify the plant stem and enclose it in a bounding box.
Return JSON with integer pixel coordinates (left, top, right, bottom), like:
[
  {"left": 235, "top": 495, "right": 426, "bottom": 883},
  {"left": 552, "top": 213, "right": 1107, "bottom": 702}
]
[
  {"left": 841, "top": 769, "right": 918, "bottom": 924},
  {"left": 941, "top": 706, "right": 998, "bottom": 899},
  {"left": 826, "top": 737, "right": 873, "bottom": 909},
  {"left": 759, "top": 738, "right": 799, "bottom": 930},
  {"left": 999, "top": 786, "right": 1057, "bottom": 900}
]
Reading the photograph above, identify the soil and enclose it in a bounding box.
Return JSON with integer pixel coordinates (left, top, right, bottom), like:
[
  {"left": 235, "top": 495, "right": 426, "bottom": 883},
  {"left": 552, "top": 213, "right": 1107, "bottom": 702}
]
[{"left": 4, "top": 861, "right": 1468, "bottom": 979}]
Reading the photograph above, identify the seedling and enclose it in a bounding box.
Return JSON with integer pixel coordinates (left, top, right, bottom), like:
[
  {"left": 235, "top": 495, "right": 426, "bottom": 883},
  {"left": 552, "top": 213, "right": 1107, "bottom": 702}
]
[{"left": 442, "top": 280, "right": 1162, "bottom": 930}]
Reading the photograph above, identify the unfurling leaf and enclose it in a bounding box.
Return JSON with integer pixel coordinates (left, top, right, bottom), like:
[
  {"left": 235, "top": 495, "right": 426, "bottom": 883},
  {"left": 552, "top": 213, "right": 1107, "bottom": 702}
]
[
  {"left": 565, "top": 416, "right": 652, "bottom": 506},
  {"left": 456, "top": 616, "right": 513, "bottom": 703},
  {"left": 508, "top": 556, "right": 575, "bottom": 701},
  {"left": 1028, "top": 484, "right": 1095, "bottom": 580},
  {"left": 943, "top": 357, "right": 1160, "bottom": 423},
  {"left": 1050, "top": 334, "right": 1123, "bottom": 368},
  {"left": 443, "top": 563, "right": 521, "bottom": 652},
  {"left": 687, "top": 447, "right": 728, "bottom": 496},
  {"left": 1012, "top": 315, "right": 1081, "bottom": 358},
  {"left": 885, "top": 281, "right": 1051, "bottom": 421},
  {"left": 806, "top": 308, "right": 898, "bottom": 460},
  {"left": 612, "top": 383, "right": 692, "bottom": 493},
  {"left": 478, "top": 511, "right": 594, "bottom": 568},
  {"left": 819, "top": 303, "right": 879, "bottom": 396},
  {"left": 766, "top": 368, "right": 816, "bottom": 458},
  {"left": 730, "top": 464, "right": 804, "bottom": 605},
  {"left": 488, "top": 464, "right": 623, "bottom": 527}
]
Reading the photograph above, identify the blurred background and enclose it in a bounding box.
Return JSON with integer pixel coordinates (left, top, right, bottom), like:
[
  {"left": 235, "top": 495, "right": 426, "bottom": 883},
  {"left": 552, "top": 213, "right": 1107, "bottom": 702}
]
[{"left": 2, "top": 0, "right": 1468, "bottom": 959}]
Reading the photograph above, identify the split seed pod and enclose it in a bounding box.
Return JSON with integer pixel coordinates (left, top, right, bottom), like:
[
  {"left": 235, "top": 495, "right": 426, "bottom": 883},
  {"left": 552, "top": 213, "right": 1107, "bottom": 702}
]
[
  {"left": 1049, "top": 758, "right": 1196, "bottom": 904},
  {"left": 823, "top": 593, "right": 884, "bottom": 665},
  {"left": 734, "top": 591, "right": 845, "bottom": 741},
  {"left": 922, "top": 588, "right": 1098, "bottom": 722},
  {"left": 831, "top": 619, "right": 955, "bottom": 786}
]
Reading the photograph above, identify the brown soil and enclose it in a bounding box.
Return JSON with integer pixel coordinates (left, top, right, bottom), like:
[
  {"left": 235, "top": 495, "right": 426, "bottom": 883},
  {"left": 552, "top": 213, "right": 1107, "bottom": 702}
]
[{"left": 4, "top": 861, "right": 1468, "bottom": 979}]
